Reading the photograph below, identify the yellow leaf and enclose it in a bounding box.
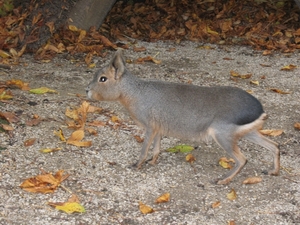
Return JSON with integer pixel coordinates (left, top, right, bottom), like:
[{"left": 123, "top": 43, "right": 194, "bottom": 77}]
[
  {"left": 68, "top": 25, "right": 79, "bottom": 31},
  {"left": 54, "top": 129, "right": 66, "bottom": 142},
  {"left": 227, "top": 189, "right": 237, "bottom": 201},
  {"left": 0, "top": 50, "right": 11, "bottom": 58},
  {"left": 29, "top": 87, "right": 58, "bottom": 94},
  {"left": 55, "top": 202, "right": 85, "bottom": 214},
  {"left": 242, "top": 177, "right": 262, "bottom": 184},
  {"left": 219, "top": 157, "right": 235, "bottom": 169},
  {"left": 259, "top": 129, "right": 284, "bottom": 137},
  {"left": 206, "top": 26, "right": 219, "bottom": 36},
  {"left": 250, "top": 80, "right": 259, "bottom": 85},
  {"left": 111, "top": 115, "right": 120, "bottom": 123},
  {"left": 40, "top": 148, "right": 62, "bottom": 153},
  {"left": 155, "top": 193, "right": 170, "bottom": 203},
  {"left": 0, "top": 91, "right": 13, "bottom": 100},
  {"left": 78, "top": 30, "right": 86, "bottom": 43},
  {"left": 186, "top": 153, "right": 196, "bottom": 164},
  {"left": 139, "top": 201, "right": 154, "bottom": 214},
  {"left": 211, "top": 201, "right": 221, "bottom": 208},
  {"left": 280, "top": 64, "right": 297, "bottom": 71},
  {"left": 230, "top": 70, "right": 240, "bottom": 77},
  {"left": 65, "top": 108, "right": 79, "bottom": 121}
]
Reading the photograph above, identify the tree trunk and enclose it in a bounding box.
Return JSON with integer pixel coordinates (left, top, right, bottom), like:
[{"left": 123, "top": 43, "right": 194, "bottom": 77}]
[{"left": 68, "top": 0, "right": 117, "bottom": 30}]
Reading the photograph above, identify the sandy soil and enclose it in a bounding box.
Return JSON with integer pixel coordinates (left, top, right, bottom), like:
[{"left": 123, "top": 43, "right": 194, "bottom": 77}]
[{"left": 0, "top": 41, "right": 299, "bottom": 225}]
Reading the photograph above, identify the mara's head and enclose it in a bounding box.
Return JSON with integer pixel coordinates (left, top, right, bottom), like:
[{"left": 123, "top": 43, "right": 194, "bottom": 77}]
[{"left": 86, "top": 49, "right": 125, "bottom": 101}]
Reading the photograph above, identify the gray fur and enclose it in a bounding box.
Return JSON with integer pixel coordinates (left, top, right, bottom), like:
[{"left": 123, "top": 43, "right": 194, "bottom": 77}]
[{"left": 86, "top": 50, "right": 280, "bottom": 184}]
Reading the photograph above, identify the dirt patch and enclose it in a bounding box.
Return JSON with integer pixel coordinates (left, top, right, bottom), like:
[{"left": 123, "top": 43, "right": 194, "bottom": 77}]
[{"left": 0, "top": 41, "right": 299, "bottom": 224}]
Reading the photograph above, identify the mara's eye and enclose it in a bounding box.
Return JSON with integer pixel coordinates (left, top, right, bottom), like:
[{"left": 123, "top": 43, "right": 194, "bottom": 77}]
[{"left": 99, "top": 76, "right": 107, "bottom": 82}]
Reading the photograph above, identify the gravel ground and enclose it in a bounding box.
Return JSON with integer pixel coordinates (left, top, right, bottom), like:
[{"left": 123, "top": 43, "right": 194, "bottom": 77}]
[{"left": 0, "top": 41, "right": 299, "bottom": 225}]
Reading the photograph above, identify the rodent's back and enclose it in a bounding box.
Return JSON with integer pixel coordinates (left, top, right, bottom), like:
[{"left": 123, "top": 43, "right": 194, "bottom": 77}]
[{"left": 121, "top": 78, "right": 264, "bottom": 139}]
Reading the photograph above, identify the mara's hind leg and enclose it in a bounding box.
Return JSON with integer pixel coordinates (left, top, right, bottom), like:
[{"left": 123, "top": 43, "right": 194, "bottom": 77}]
[
  {"left": 212, "top": 132, "right": 247, "bottom": 185},
  {"left": 244, "top": 130, "right": 280, "bottom": 175},
  {"left": 149, "top": 134, "right": 161, "bottom": 165}
]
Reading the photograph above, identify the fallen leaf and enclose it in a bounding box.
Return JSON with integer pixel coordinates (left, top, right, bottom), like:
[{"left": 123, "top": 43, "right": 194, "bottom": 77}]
[
  {"left": 259, "top": 129, "right": 284, "bottom": 136},
  {"left": 134, "top": 135, "right": 144, "bottom": 143},
  {"left": 85, "top": 127, "right": 98, "bottom": 135},
  {"left": 20, "top": 170, "right": 69, "bottom": 193},
  {"left": 133, "top": 46, "right": 146, "bottom": 52},
  {"left": 228, "top": 220, "right": 236, "bottom": 225},
  {"left": 87, "top": 120, "right": 106, "bottom": 127},
  {"left": 294, "top": 122, "right": 300, "bottom": 130},
  {"left": 219, "top": 157, "right": 235, "bottom": 169},
  {"left": 186, "top": 153, "right": 196, "bottom": 164},
  {"left": 67, "top": 129, "right": 84, "bottom": 142},
  {"left": 212, "top": 201, "right": 221, "bottom": 208},
  {"left": 111, "top": 115, "right": 121, "bottom": 123},
  {"left": 242, "top": 177, "right": 262, "bottom": 184},
  {"left": 167, "top": 144, "right": 194, "bottom": 153},
  {"left": 48, "top": 194, "right": 85, "bottom": 214},
  {"left": 155, "top": 193, "right": 170, "bottom": 203},
  {"left": 65, "top": 108, "right": 79, "bottom": 121},
  {"left": 29, "top": 87, "right": 58, "bottom": 94},
  {"left": 24, "top": 138, "right": 36, "bottom": 147},
  {"left": 1, "top": 124, "right": 14, "bottom": 131},
  {"left": 250, "top": 80, "right": 259, "bottom": 85},
  {"left": 139, "top": 201, "right": 154, "bottom": 214},
  {"left": 40, "top": 148, "right": 62, "bottom": 153},
  {"left": 230, "top": 70, "right": 240, "bottom": 77},
  {"left": 269, "top": 88, "right": 291, "bottom": 94},
  {"left": 53, "top": 202, "right": 85, "bottom": 214},
  {"left": 280, "top": 64, "right": 297, "bottom": 71},
  {"left": 54, "top": 129, "right": 66, "bottom": 142},
  {"left": 0, "top": 111, "right": 19, "bottom": 123},
  {"left": 6, "top": 79, "right": 30, "bottom": 91},
  {"left": 227, "top": 189, "right": 237, "bottom": 201},
  {"left": 26, "top": 118, "right": 41, "bottom": 126},
  {"left": 0, "top": 91, "right": 13, "bottom": 100}
]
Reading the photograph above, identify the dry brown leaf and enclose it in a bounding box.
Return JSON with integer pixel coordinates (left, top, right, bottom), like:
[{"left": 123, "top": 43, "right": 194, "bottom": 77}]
[
  {"left": 87, "top": 120, "right": 106, "bottom": 127},
  {"left": 228, "top": 220, "right": 236, "bottom": 225},
  {"left": 294, "top": 122, "right": 300, "bottom": 130},
  {"left": 269, "top": 88, "right": 291, "bottom": 94},
  {"left": 67, "top": 129, "right": 84, "bottom": 142},
  {"left": 26, "top": 118, "right": 41, "bottom": 126},
  {"left": 1, "top": 124, "right": 13, "bottom": 131},
  {"left": 24, "top": 138, "right": 36, "bottom": 147},
  {"left": 212, "top": 201, "right": 221, "bottom": 208},
  {"left": 139, "top": 201, "right": 154, "bottom": 214},
  {"left": 6, "top": 79, "right": 30, "bottom": 91},
  {"left": 155, "top": 193, "right": 170, "bottom": 203},
  {"left": 20, "top": 170, "right": 69, "bottom": 193},
  {"left": 67, "top": 140, "right": 92, "bottom": 147},
  {"left": 259, "top": 129, "right": 284, "bottom": 137},
  {"left": 186, "top": 153, "right": 196, "bottom": 164},
  {"left": 85, "top": 127, "right": 98, "bottom": 135},
  {"left": 134, "top": 135, "right": 144, "bottom": 143},
  {"left": 133, "top": 46, "right": 146, "bottom": 52},
  {"left": 242, "top": 177, "right": 262, "bottom": 184},
  {"left": 280, "top": 64, "right": 297, "bottom": 71},
  {"left": 0, "top": 111, "right": 20, "bottom": 123}
]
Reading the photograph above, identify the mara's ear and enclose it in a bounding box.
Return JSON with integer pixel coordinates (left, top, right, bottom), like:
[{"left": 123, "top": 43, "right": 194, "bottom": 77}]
[{"left": 109, "top": 49, "right": 125, "bottom": 80}]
